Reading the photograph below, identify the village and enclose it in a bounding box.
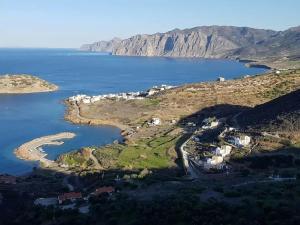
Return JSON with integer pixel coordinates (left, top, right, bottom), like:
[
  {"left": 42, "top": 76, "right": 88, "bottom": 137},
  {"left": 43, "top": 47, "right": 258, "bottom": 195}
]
[
  {"left": 180, "top": 115, "right": 253, "bottom": 176},
  {"left": 68, "top": 84, "right": 176, "bottom": 104}
]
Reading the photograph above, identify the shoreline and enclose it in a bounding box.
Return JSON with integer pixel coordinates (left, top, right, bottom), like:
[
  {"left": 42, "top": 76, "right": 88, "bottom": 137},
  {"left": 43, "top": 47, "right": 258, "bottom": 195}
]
[{"left": 14, "top": 132, "right": 76, "bottom": 167}]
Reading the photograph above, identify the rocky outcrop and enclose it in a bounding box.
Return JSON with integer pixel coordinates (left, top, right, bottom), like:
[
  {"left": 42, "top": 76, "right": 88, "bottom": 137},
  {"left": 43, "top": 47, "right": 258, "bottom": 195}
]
[
  {"left": 0, "top": 74, "right": 58, "bottom": 94},
  {"left": 81, "top": 25, "right": 300, "bottom": 63}
]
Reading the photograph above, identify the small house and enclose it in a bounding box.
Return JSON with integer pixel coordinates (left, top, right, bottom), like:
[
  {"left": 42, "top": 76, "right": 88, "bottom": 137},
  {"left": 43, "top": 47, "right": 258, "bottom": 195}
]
[
  {"left": 202, "top": 117, "right": 219, "bottom": 129},
  {"left": 215, "top": 145, "right": 232, "bottom": 157},
  {"left": 58, "top": 192, "right": 82, "bottom": 204},
  {"left": 148, "top": 118, "right": 161, "bottom": 126},
  {"left": 230, "top": 135, "right": 251, "bottom": 147},
  {"left": 204, "top": 156, "right": 224, "bottom": 170},
  {"left": 92, "top": 186, "right": 115, "bottom": 197},
  {"left": 217, "top": 77, "right": 225, "bottom": 82}
]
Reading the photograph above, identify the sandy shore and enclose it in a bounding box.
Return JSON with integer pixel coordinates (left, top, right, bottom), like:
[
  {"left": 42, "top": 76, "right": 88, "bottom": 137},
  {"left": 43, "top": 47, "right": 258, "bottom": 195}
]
[{"left": 15, "top": 132, "right": 76, "bottom": 166}]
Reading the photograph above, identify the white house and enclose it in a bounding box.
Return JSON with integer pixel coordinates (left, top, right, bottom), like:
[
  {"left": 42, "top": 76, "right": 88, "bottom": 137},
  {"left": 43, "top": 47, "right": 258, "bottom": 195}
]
[
  {"left": 230, "top": 135, "right": 251, "bottom": 147},
  {"left": 82, "top": 98, "right": 91, "bottom": 104},
  {"left": 202, "top": 117, "right": 219, "bottom": 129},
  {"left": 204, "top": 156, "right": 224, "bottom": 170},
  {"left": 148, "top": 118, "right": 161, "bottom": 126},
  {"left": 215, "top": 145, "right": 232, "bottom": 157},
  {"left": 187, "top": 122, "right": 196, "bottom": 127},
  {"left": 193, "top": 136, "right": 200, "bottom": 142},
  {"left": 217, "top": 77, "right": 225, "bottom": 82}
]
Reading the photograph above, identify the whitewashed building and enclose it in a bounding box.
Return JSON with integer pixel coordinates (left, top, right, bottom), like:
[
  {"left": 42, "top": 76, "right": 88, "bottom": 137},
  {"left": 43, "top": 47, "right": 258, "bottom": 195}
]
[
  {"left": 215, "top": 145, "right": 232, "bottom": 157},
  {"left": 217, "top": 77, "right": 225, "bottom": 82},
  {"left": 202, "top": 117, "right": 219, "bottom": 129},
  {"left": 204, "top": 156, "right": 224, "bottom": 170},
  {"left": 148, "top": 118, "right": 161, "bottom": 126},
  {"left": 230, "top": 135, "right": 251, "bottom": 147}
]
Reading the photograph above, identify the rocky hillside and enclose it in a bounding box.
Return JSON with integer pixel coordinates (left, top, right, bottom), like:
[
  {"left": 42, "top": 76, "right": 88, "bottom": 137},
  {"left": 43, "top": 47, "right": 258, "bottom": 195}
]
[
  {"left": 237, "top": 87, "right": 300, "bottom": 133},
  {"left": 112, "top": 26, "right": 277, "bottom": 58},
  {"left": 81, "top": 25, "right": 300, "bottom": 64}
]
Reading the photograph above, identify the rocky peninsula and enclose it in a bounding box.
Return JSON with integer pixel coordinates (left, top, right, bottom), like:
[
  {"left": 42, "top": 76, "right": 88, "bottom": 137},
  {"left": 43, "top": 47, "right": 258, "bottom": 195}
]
[{"left": 0, "top": 74, "right": 58, "bottom": 94}]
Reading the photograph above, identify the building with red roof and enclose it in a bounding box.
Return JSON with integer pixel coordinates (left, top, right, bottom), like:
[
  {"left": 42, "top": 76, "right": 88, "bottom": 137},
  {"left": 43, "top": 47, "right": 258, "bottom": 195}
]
[
  {"left": 93, "top": 186, "right": 115, "bottom": 196},
  {"left": 58, "top": 192, "right": 82, "bottom": 204}
]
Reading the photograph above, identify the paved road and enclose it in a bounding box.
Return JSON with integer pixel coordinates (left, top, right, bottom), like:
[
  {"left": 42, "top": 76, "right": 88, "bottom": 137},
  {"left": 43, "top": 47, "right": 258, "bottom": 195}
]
[{"left": 180, "top": 135, "right": 200, "bottom": 179}]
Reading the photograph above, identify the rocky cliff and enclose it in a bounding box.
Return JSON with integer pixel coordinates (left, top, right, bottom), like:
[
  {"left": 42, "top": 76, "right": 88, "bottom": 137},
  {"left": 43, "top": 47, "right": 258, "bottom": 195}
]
[
  {"left": 81, "top": 25, "right": 300, "bottom": 63},
  {"left": 113, "top": 26, "right": 278, "bottom": 58}
]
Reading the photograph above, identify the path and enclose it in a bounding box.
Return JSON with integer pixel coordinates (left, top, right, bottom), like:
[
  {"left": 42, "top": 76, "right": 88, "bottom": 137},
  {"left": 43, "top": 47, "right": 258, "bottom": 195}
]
[
  {"left": 90, "top": 149, "right": 102, "bottom": 170},
  {"left": 75, "top": 102, "right": 87, "bottom": 120}
]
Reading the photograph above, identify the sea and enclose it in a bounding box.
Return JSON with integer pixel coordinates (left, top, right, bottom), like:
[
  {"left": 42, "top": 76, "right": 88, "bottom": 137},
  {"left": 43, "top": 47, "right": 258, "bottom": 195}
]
[{"left": 0, "top": 48, "right": 266, "bottom": 175}]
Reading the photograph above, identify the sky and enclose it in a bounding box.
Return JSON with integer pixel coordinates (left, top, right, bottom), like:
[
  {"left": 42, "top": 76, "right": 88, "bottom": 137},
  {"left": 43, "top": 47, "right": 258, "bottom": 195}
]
[{"left": 0, "top": 0, "right": 299, "bottom": 48}]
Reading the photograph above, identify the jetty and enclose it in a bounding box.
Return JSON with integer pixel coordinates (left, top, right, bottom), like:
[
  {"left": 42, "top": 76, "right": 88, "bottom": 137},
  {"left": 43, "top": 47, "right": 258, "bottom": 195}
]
[{"left": 15, "top": 132, "right": 76, "bottom": 167}]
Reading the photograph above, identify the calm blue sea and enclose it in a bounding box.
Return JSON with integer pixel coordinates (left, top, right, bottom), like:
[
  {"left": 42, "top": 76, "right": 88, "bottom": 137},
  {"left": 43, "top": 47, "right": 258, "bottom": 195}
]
[{"left": 0, "top": 48, "right": 266, "bottom": 175}]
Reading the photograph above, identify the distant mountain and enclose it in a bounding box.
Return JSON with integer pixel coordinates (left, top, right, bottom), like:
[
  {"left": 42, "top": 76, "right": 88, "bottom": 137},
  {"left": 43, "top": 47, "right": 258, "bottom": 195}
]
[
  {"left": 80, "top": 37, "right": 121, "bottom": 52},
  {"left": 237, "top": 88, "right": 300, "bottom": 132},
  {"left": 230, "top": 26, "right": 300, "bottom": 59},
  {"left": 80, "top": 26, "right": 300, "bottom": 63}
]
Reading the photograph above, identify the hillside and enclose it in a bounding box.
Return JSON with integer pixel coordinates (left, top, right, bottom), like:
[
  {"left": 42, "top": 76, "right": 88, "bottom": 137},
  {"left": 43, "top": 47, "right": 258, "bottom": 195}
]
[
  {"left": 237, "top": 87, "right": 300, "bottom": 133},
  {"left": 80, "top": 25, "right": 300, "bottom": 69}
]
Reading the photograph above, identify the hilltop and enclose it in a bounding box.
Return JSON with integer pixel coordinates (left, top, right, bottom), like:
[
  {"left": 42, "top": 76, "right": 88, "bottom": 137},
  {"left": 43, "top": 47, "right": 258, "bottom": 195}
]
[
  {"left": 80, "top": 25, "right": 300, "bottom": 69},
  {"left": 0, "top": 74, "right": 58, "bottom": 94}
]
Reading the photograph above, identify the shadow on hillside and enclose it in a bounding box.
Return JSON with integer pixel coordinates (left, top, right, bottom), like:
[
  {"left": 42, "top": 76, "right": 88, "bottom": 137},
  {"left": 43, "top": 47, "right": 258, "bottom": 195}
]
[
  {"left": 178, "top": 104, "right": 250, "bottom": 126},
  {"left": 230, "top": 142, "right": 300, "bottom": 172}
]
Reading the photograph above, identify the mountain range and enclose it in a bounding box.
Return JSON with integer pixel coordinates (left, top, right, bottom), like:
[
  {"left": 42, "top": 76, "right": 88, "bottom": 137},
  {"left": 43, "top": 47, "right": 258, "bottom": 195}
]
[{"left": 80, "top": 25, "right": 300, "bottom": 68}]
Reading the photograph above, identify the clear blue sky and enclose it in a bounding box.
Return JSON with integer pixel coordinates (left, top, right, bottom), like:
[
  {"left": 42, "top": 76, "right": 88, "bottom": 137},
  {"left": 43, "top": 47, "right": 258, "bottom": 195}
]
[{"left": 0, "top": 0, "right": 299, "bottom": 48}]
